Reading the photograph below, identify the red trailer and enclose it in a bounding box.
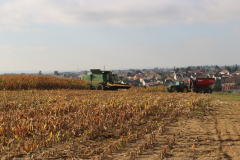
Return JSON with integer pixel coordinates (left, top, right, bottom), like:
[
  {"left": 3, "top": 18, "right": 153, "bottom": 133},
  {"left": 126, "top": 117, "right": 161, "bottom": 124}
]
[{"left": 188, "top": 78, "right": 215, "bottom": 93}]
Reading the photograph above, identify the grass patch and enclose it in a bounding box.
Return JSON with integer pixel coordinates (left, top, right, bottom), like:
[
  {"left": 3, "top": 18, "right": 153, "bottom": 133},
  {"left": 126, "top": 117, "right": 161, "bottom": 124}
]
[{"left": 211, "top": 92, "right": 240, "bottom": 102}]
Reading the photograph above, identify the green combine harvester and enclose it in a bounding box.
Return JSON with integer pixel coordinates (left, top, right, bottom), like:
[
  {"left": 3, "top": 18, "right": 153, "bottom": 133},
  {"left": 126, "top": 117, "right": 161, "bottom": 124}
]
[{"left": 81, "top": 69, "right": 131, "bottom": 90}]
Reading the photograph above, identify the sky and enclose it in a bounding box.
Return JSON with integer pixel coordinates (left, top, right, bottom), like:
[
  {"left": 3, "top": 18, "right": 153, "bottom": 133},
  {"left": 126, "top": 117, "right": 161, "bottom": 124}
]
[{"left": 0, "top": 0, "right": 240, "bottom": 73}]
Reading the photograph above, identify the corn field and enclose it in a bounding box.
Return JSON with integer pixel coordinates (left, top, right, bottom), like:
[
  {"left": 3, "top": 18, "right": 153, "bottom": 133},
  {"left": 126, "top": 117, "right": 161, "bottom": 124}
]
[
  {"left": 0, "top": 88, "right": 217, "bottom": 159},
  {"left": 0, "top": 75, "right": 89, "bottom": 90}
]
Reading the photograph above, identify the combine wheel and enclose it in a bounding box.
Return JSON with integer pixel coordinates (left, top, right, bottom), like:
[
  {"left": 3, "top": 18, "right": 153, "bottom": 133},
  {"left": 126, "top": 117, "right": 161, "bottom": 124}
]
[
  {"left": 183, "top": 88, "right": 188, "bottom": 93},
  {"left": 173, "top": 89, "right": 178, "bottom": 93},
  {"left": 96, "top": 84, "right": 105, "bottom": 90}
]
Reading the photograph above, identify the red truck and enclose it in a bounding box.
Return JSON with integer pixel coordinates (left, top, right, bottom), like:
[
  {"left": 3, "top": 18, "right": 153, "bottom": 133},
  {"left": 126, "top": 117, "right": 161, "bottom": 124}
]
[{"left": 166, "top": 78, "right": 215, "bottom": 93}]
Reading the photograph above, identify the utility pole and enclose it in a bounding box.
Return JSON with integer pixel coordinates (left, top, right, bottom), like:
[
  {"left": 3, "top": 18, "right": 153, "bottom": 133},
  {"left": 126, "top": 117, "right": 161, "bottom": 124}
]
[{"left": 104, "top": 65, "right": 105, "bottom": 71}]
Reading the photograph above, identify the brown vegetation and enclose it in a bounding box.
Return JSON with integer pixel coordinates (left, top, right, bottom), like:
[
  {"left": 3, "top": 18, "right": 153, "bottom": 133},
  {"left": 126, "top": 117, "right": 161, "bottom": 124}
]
[
  {"left": 0, "top": 88, "right": 215, "bottom": 159},
  {"left": 0, "top": 75, "right": 89, "bottom": 90}
]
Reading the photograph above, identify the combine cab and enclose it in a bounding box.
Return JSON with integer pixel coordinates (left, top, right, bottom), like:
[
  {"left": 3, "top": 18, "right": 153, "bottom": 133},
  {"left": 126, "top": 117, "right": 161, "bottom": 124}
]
[
  {"left": 166, "top": 78, "right": 215, "bottom": 93},
  {"left": 81, "top": 69, "right": 131, "bottom": 90}
]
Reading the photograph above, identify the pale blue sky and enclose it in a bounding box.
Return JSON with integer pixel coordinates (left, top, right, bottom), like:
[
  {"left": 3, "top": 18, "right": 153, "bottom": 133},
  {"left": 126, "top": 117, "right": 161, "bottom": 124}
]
[{"left": 0, "top": 0, "right": 240, "bottom": 72}]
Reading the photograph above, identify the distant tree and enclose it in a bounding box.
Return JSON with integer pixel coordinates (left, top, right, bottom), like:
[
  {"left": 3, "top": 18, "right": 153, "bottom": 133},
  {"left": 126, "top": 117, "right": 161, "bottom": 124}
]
[
  {"left": 231, "top": 64, "right": 238, "bottom": 73},
  {"left": 185, "top": 66, "right": 191, "bottom": 74},
  {"left": 38, "top": 70, "right": 42, "bottom": 75},
  {"left": 83, "top": 71, "right": 87, "bottom": 75},
  {"left": 157, "top": 72, "right": 163, "bottom": 76},
  {"left": 197, "top": 66, "right": 200, "bottom": 70},
  {"left": 214, "top": 65, "right": 219, "bottom": 71},
  {"left": 214, "top": 78, "right": 222, "bottom": 92},
  {"left": 134, "top": 79, "right": 140, "bottom": 83},
  {"left": 135, "top": 70, "right": 142, "bottom": 74},
  {"left": 54, "top": 71, "right": 59, "bottom": 75},
  {"left": 127, "top": 72, "right": 132, "bottom": 77},
  {"left": 235, "top": 82, "right": 240, "bottom": 86},
  {"left": 118, "top": 76, "right": 123, "bottom": 80},
  {"left": 174, "top": 68, "right": 179, "bottom": 72},
  {"left": 161, "top": 76, "right": 167, "bottom": 83},
  {"left": 225, "top": 66, "right": 231, "bottom": 73}
]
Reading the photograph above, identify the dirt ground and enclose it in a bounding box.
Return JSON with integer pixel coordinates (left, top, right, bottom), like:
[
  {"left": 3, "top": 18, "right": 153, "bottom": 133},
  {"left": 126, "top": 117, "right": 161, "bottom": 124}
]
[{"left": 103, "top": 93, "right": 240, "bottom": 160}]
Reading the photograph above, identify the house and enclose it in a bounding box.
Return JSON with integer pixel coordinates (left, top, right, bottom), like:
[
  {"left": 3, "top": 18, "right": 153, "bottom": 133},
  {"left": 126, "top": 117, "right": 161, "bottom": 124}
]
[
  {"left": 121, "top": 80, "right": 134, "bottom": 85},
  {"left": 230, "top": 86, "right": 240, "bottom": 93},
  {"left": 230, "top": 73, "right": 237, "bottom": 77},
  {"left": 133, "top": 75, "right": 142, "bottom": 80},
  {"left": 212, "top": 74, "right": 223, "bottom": 80},
  {"left": 142, "top": 79, "right": 151, "bottom": 86},
  {"left": 205, "top": 71, "right": 215, "bottom": 78},
  {"left": 147, "top": 82, "right": 164, "bottom": 87},
  {"left": 118, "top": 72, "right": 127, "bottom": 77},
  {"left": 219, "top": 70, "right": 230, "bottom": 75},
  {"left": 146, "top": 75, "right": 155, "bottom": 80},
  {"left": 224, "top": 78, "right": 237, "bottom": 86},
  {"left": 222, "top": 86, "right": 231, "bottom": 92},
  {"left": 191, "top": 73, "right": 204, "bottom": 78},
  {"left": 165, "top": 77, "right": 174, "bottom": 86},
  {"left": 128, "top": 75, "right": 134, "bottom": 80},
  {"left": 181, "top": 73, "right": 188, "bottom": 78},
  {"left": 154, "top": 74, "right": 161, "bottom": 80},
  {"left": 141, "top": 69, "right": 148, "bottom": 74},
  {"left": 174, "top": 73, "right": 182, "bottom": 80}
]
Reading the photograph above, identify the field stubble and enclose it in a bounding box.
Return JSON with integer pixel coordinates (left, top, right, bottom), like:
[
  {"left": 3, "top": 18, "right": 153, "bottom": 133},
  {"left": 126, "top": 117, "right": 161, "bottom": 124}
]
[{"left": 0, "top": 88, "right": 218, "bottom": 159}]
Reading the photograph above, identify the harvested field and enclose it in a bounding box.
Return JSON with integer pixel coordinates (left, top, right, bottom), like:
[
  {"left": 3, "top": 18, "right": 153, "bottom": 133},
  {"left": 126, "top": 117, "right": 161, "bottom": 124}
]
[{"left": 0, "top": 88, "right": 222, "bottom": 160}]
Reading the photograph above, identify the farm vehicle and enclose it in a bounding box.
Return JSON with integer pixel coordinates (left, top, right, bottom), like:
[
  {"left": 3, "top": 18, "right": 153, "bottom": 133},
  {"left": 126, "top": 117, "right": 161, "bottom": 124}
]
[
  {"left": 81, "top": 69, "right": 131, "bottom": 90},
  {"left": 166, "top": 78, "right": 215, "bottom": 93}
]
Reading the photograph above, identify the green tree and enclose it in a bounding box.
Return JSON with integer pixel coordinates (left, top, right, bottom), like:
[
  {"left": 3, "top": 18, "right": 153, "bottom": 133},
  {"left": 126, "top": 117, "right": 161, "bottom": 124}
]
[
  {"left": 127, "top": 72, "right": 132, "bottom": 77},
  {"left": 214, "top": 78, "right": 222, "bottom": 92},
  {"left": 175, "top": 68, "right": 179, "bottom": 72},
  {"left": 231, "top": 64, "right": 238, "bottom": 73},
  {"left": 118, "top": 76, "right": 123, "bottom": 80},
  {"left": 157, "top": 72, "right": 163, "bottom": 76},
  {"left": 38, "top": 70, "right": 42, "bottom": 75},
  {"left": 225, "top": 66, "right": 231, "bottom": 73},
  {"left": 185, "top": 67, "right": 191, "bottom": 74},
  {"left": 161, "top": 76, "right": 167, "bottom": 83},
  {"left": 135, "top": 70, "right": 142, "bottom": 74},
  {"left": 214, "top": 65, "right": 219, "bottom": 71},
  {"left": 134, "top": 79, "right": 140, "bottom": 83},
  {"left": 235, "top": 82, "right": 240, "bottom": 86}
]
